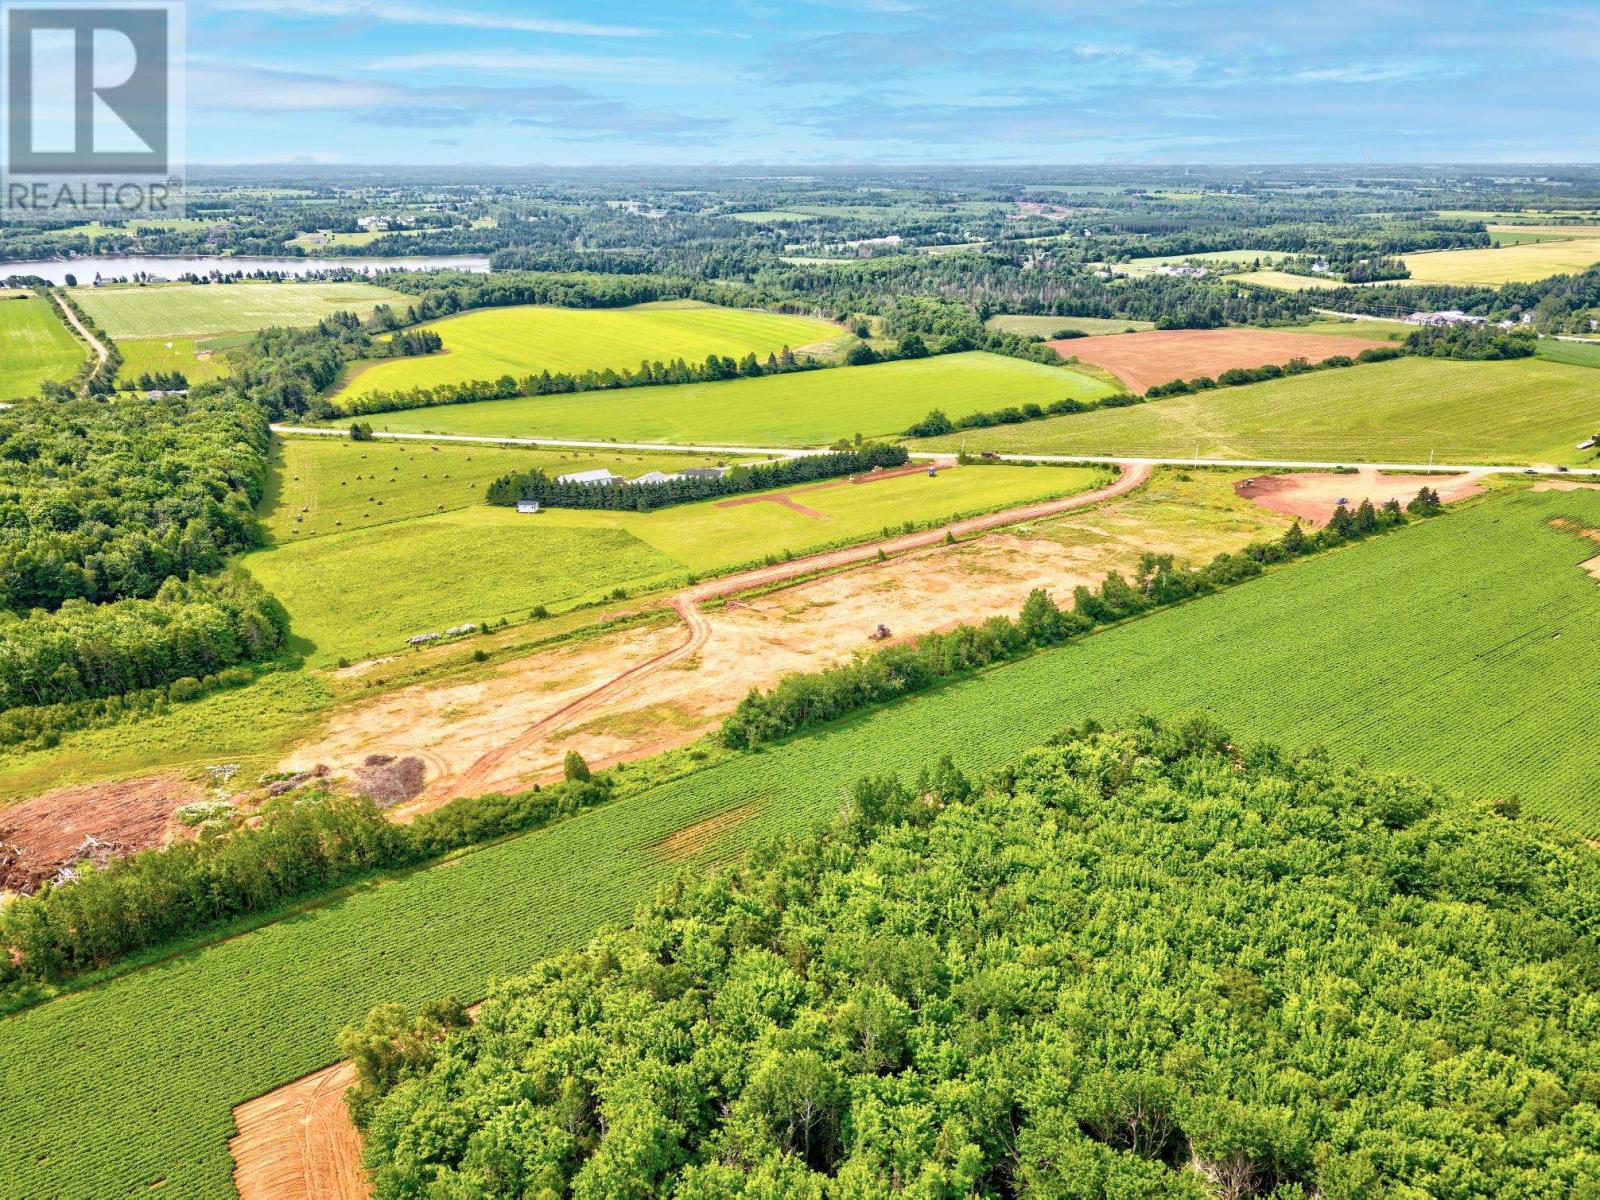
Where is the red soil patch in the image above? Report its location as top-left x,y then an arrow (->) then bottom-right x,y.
715,493 -> 825,517
231,1062 -> 370,1200
713,459 -> 954,519
1235,468 -> 1486,526
0,775 -> 196,894
1048,328 -> 1388,394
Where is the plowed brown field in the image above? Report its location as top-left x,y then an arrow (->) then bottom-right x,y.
1049,328 -> 1387,393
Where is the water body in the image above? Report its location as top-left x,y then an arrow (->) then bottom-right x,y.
0,254 -> 491,285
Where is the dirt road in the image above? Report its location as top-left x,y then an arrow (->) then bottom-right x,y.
433,462 -> 1149,801
52,291 -> 108,393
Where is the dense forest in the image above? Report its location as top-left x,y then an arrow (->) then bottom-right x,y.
346,719 -> 1600,1198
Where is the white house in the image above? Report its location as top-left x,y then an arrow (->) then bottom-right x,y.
516,499 -> 541,513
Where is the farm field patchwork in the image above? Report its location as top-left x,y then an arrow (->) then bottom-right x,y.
1400,238 -> 1600,285
0,294 -> 83,399
917,356 -> 1600,465
7,487 -> 1600,1200
332,301 -> 846,403
73,281 -> 405,339
985,313 -> 1155,336
245,462 -> 1104,664
337,352 -> 1119,446
1046,327 -> 1388,393
116,335 -> 234,385
261,436 -> 745,542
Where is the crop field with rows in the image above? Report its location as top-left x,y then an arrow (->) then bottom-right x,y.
74,281 -> 404,339
4,487 -> 1598,1200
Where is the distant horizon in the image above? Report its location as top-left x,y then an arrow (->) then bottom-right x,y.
177,0 -> 1596,166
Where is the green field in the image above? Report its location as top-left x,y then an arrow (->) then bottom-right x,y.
1536,338 -> 1600,370
0,295 -> 83,400
985,313 -> 1155,336
116,335 -> 234,385
1231,268 -> 1339,291
338,352 -> 1120,447
1287,317 -> 1413,340
333,302 -> 846,404
916,356 -> 1600,465
261,436 -> 743,543
245,461 -> 1103,664
74,281 -> 404,339
1401,238 -> 1600,285
1123,248 -> 1287,268
7,487 -> 1599,1200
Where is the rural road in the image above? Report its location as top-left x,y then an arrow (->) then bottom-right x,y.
272,424 -> 822,459
52,290 -> 108,392
434,460 -> 1151,800
274,424 -> 1600,478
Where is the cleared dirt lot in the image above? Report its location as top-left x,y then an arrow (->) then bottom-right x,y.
1049,328 -> 1387,394
1235,468 -> 1486,525
0,775 -> 196,893
283,465 -> 1307,810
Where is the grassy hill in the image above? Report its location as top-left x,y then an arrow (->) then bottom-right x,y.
333,301 -> 847,403
336,352 -> 1120,447
5,486 -> 1599,1200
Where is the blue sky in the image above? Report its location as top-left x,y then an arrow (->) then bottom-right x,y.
187,0 -> 1600,165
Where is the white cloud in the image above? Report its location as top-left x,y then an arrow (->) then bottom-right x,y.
354,51 -> 720,85
208,0 -> 657,38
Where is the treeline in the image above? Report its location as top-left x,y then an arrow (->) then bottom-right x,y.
0,391 -> 270,614
0,571 -> 287,712
115,370 -> 189,392
1145,344 -> 1406,398
905,389 -> 1140,437
376,328 -> 443,357
0,770 -> 615,993
488,444 -> 909,513
1315,264 -> 1600,334
1405,324 -> 1536,359
722,491 -> 1432,749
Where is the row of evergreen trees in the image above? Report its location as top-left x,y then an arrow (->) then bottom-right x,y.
487,444 -> 910,513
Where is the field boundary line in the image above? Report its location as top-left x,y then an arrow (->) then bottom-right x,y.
272,424 -> 821,459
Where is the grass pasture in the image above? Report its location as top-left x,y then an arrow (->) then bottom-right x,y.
985,313 -> 1155,336
338,352 -> 1119,447
0,294 -> 83,399
1230,269 -> 1340,291
246,460 -> 1103,664
8,487 -> 1600,1200
333,302 -> 847,404
261,436 -> 745,542
74,281 -> 405,339
116,335 -> 234,385
1400,239 -> 1600,285
915,356 -> 1600,465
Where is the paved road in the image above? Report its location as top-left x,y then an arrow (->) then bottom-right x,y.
272,424 -> 821,459
275,424 -> 1600,477
908,451 -> 1600,477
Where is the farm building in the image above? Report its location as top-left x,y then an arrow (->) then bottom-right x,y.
515,499 -> 541,513
1405,309 -> 1485,327
556,468 -> 623,486
681,466 -> 729,480
631,470 -> 681,485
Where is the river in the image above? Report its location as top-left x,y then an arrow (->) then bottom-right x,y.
0,254 -> 491,285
